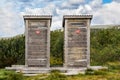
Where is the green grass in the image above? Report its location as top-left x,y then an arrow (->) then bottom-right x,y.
0,62 -> 120,80
26,69 -> 120,80
0,69 -> 24,80
27,62 -> 120,80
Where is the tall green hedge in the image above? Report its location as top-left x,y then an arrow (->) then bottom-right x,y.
50,30 -> 64,66
91,28 -> 120,65
0,35 -> 25,68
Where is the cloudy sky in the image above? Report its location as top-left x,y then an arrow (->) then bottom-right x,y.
0,0 -> 120,37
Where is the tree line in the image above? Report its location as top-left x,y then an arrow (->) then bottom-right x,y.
0,35 -> 25,68
0,28 -> 120,68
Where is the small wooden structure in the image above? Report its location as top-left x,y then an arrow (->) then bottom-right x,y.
63,15 -> 92,68
24,15 -> 52,68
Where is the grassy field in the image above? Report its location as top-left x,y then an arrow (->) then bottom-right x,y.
0,62 -> 120,80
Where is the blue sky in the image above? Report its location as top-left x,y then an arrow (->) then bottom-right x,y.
103,0 -> 112,3
0,0 -> 120,37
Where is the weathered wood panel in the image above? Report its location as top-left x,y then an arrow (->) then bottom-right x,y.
27,20 -> 48,67
66,20 -> 88,67
63,15 -> 92,68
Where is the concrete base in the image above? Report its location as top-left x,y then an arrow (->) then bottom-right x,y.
5,65 -> 107,76
6,65 -> 50,74
88,66 -> 108,70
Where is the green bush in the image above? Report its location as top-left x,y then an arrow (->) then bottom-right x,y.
107,61 -> 120,70
85,68 -> 94,75
0,69 -> 24,80
50,55 -> 63,67
91,28 -> 120,65
94,70 -> 107,75
6,72 -> 24,80
0,35 -> 25,68
85,68 -> 107,75
50,30 -> 64,66
50,70 -> 61,73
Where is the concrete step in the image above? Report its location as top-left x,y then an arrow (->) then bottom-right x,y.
24,74 -> 39,76
5,65 -> 88,75
19,68 -> 50,74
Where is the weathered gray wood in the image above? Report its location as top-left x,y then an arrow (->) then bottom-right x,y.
64,19 -> 68,67
63,15 -> 92,68
87,19 -> 91,67
25,20 -> 28,67
47,20 -> 51,68
24,15 -> 52,68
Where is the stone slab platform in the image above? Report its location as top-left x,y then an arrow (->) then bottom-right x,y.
5,65 -> 107,76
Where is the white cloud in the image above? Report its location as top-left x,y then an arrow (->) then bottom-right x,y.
68,0 -> 85,4
51,19 -> 62,30
113,0 -> 120,3
89,0 -> 102,10
56,8 -> 77,15
23,4 -> 56,15
61,0 -> 85,9
61,0 -> 120,25
0,2 -> 24,37
84,4 -> 92,11
91,1 -> 120,25
75,4 -> 92,14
